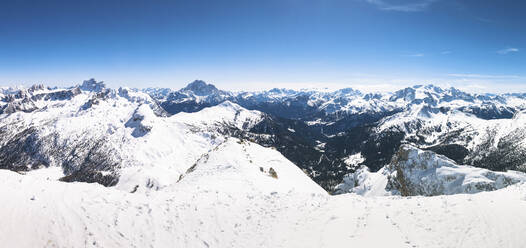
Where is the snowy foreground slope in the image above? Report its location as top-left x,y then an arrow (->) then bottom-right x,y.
1,164 -> 526,248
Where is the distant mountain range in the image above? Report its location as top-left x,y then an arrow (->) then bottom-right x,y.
2,78 -> 526,192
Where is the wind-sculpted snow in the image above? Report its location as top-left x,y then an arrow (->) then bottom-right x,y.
335,145 -> 526,196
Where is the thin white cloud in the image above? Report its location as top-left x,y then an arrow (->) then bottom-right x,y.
405,53 -> 425,57
497,47 -> 519,55
365,0 -> 437,12
441,51 -> 452,55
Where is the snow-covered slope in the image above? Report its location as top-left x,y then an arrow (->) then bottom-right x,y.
0,135 -> 330,247
336,145 -> 526,196
1,164 -> 526,248
0,79 -> 264,190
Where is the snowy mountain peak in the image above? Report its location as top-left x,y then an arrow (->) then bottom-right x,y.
216,100 -> 240,110
414,84 -> 443,92
141,87 -> 172,99
173,101 -> 264,131
27,84 -> 47,93
333,87 -> 362,96
267,88 -> 299,97
182,80 -> 220,96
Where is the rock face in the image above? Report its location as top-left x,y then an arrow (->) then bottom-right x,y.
0,84 -> 82,114
182,80 -> 220,96
335,145 -> 526,196
386,145 -> 526,196
79,78 -> 106,92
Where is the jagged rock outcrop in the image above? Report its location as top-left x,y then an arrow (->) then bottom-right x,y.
0,84 -> 82,114
385,145 -> 526,196
79,78 -> 106,92
335,145 -> 526,196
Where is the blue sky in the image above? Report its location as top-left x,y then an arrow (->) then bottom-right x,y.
0,0 -> 525,92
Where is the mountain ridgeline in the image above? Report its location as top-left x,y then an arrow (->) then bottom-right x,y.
145,80 -> 526,191
2,79 -> 526,193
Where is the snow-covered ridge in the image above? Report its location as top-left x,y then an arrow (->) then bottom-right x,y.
173,101 -> 263,131
0,79 -> 267,191
335,145 -> 526,196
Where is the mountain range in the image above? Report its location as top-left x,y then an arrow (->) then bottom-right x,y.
139,79 -> 526,191
2,79 -> 526,193
2,79 -> 526,247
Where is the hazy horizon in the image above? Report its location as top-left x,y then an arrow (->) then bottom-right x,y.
3,78 -> 526,95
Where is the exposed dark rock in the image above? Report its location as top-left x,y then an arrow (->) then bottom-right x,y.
269,167 -> 278,179
182,80 -> 220,96
125,106 -> 153,138
80,78 -> 106,92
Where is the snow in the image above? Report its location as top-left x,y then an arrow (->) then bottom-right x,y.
173,101 -> 262,130
0,137 -> 329,247
3,82 -> 526,247
1,164 -> 526,247
343,153 -> 365,169
0,86 -> 266,191
335,166 -> 392,196
376,106 -> 526,159
306,119 -> 334,126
